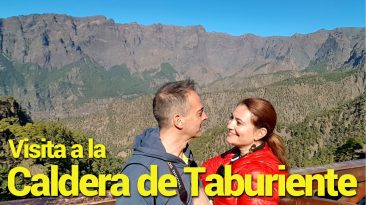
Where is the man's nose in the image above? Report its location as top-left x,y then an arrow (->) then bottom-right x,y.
202,112 -> 208,120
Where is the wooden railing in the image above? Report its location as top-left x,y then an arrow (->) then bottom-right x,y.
279,159 -> 365,205
1,159 -> 365,205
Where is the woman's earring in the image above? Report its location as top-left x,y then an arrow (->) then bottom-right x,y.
249,143 -> 257,153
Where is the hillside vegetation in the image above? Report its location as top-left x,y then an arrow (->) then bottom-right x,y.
0,53 -> 178,114
0,97 -> 122,201
60,68 -> 365,167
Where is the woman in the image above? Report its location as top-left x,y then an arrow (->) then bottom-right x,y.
200,98 -> 288,205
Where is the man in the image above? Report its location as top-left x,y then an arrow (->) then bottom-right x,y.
116,80 -> 209,205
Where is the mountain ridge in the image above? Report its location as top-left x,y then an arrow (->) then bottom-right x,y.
0,14 -> 364,114
0,14 -> 364,84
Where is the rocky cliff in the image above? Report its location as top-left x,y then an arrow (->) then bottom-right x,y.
0,14 -> 364,82
0,14 -> 364,114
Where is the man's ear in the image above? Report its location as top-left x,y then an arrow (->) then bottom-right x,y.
173,114 -> 184,129
255,128 -> 267,140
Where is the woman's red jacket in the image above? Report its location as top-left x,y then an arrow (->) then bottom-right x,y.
200,143 -> 288,205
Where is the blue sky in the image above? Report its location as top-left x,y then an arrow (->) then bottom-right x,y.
0,0 -> 364,36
